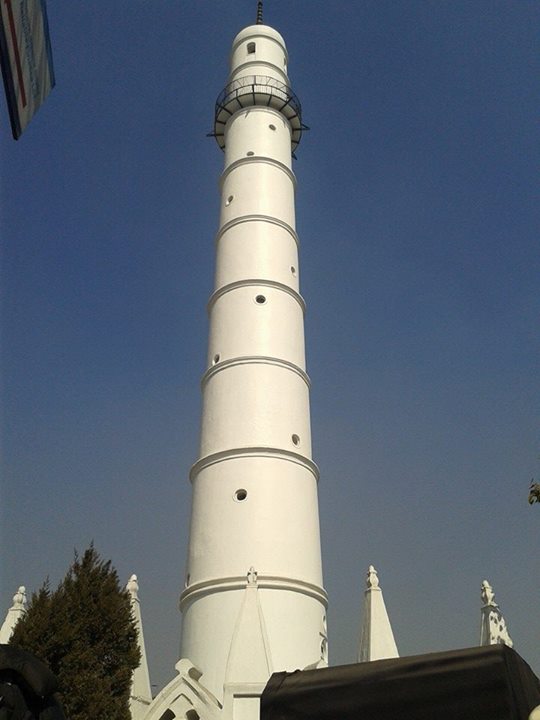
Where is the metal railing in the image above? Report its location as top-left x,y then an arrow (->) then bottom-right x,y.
212,75 -> 304,151
215,75 -> 302,120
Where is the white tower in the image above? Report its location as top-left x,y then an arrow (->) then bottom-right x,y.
145,9 -> 327,720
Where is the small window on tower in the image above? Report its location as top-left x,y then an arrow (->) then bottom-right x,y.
247,42 -> 256,54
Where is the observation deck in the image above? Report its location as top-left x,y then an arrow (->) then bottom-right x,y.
212,74 -> 305,151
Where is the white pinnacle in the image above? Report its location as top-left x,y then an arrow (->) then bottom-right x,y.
0,585 -> 27,643
125,574 -> 153,720
479,579 -> 513,648
358,566 -> 399,662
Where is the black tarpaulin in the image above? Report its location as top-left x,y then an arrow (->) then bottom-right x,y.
261,646 -> 540,720
0,645 -> 58,698
0,645 -> 66,719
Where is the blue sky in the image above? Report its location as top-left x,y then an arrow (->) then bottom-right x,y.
1,0 -> 539,691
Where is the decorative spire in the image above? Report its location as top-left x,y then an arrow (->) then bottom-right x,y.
225,566 -> 273,686
0,585 -> 27,643
358,565 -> 399,662
480,579 -> 513,647
125,574 -> 152,719
256,1 -> 263,24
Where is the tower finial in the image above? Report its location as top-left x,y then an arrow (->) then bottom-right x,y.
256,1 -> 263,24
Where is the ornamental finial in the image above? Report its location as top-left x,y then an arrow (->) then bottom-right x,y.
481,579 -> 496,606
256,1 -> 263,24
366,565 -> 380,589
126,574 -> 139,599
13,586 -> 26,609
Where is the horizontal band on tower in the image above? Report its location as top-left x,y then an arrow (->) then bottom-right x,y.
220,155 -> 296,189
208,278 -> 306,314
216,213 -> 300,248
189,445 -> 320,483
201,355 -> 310,388
231,59 -> 288,83
180,573 -> 328,610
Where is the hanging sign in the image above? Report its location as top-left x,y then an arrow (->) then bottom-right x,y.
0,0 -> 55,139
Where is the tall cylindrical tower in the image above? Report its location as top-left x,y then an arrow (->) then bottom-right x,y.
179,19 -> 327,701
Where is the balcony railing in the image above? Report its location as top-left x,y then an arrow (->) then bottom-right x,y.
212,75 -> 305,152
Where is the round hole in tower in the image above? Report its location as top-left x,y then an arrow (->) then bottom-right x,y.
212,353 -> 220,365
290,266 -> 296,276
225,195 -> 234,206
292,434 -> 300,447
246,151 -> 254,156
255,294 -> 267,304
234,489 -> 248,502
269,124 -> 276,131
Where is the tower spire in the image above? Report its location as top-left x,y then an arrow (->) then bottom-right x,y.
0,585 -> 27,643
479,579 -> 513,647
126,574 -> 152,720
357,566 -> 399,662
256,1 -> 263,24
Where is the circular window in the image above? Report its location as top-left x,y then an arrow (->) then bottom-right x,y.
247,151 -> 254,156
225,195 -> 234,206
290,266 -> 296,276
292,434 -> 300,446
213,354 -> 220,365
269,124 -> 276,131
234,489 -> 248,502
255,294 -> 267,304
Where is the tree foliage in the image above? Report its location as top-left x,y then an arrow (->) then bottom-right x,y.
529,481 -> 540,505
10,546 -> 140,720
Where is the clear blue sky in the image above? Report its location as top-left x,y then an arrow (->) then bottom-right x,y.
1,0 -> 539,691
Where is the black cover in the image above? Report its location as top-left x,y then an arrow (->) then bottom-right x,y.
261,646 -> 540,720
0,645 -> 65,720
0,646 -> 57,698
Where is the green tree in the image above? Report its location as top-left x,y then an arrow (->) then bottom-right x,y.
10,545 -> 140,720
529,481 -> 540,505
